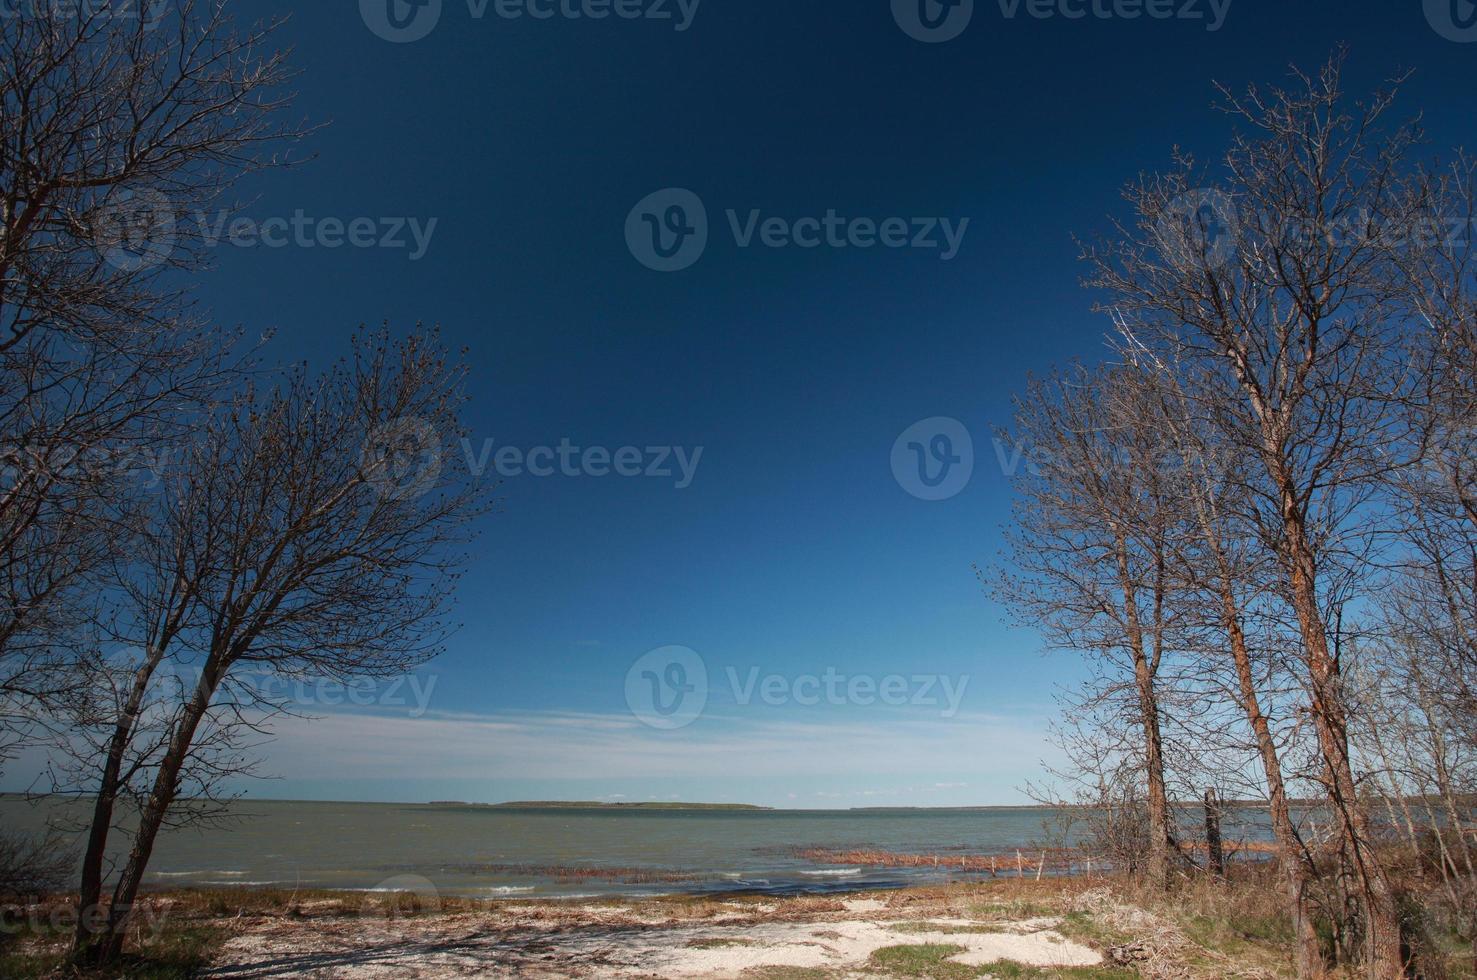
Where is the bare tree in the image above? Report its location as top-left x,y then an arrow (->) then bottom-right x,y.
0,0 -> 302,769
67,327 -> 483,964
1026,663 -> 1167,881
1085,57 -> 1431,975
0,825 -> 71,898
1388,154 -> 1477,730
1133,349 -> 1325,975
1357,155 -> 1477,956
994,365 -> 1185,890
1357,636 -> 1477,949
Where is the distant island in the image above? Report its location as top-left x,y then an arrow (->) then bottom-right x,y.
428,800 -> 773,811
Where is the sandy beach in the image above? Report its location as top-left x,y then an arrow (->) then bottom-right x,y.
6,880 -> 1179,978
10,873 -> 1304,979
199,887 -> 1111,978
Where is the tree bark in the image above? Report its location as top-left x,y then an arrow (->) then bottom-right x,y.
82,658 -> 221,963
1204,787 -> 1225,880
1116,536 -> 1174,891
1133,647 -> 1174,891
1220,592 -> 1325,977
1281,506 -> 1403,979
1225,337 -> 1403,978
72,649 -> 168,960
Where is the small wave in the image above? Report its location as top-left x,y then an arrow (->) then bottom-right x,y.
800,868 -> 862,877
149,871 -> 206,878
483,886 -> 536,895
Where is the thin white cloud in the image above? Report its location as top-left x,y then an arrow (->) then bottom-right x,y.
254,705 -> 1051,792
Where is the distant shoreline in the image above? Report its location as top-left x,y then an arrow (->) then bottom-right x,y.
430,800 -> 773,811
1,792 -> 1349,811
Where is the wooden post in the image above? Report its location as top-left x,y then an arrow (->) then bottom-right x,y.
1035,852 -> 1045,880
1204,787 -> 1225,879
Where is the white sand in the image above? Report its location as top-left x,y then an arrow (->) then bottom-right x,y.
206,905 -> 1103,978
631,919 -> 1101,977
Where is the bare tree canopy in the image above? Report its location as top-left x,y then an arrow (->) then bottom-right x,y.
0,0 -> 305,771
994,53 -> 1477,978
66,326 -> 484,961
0,4 -> 490,968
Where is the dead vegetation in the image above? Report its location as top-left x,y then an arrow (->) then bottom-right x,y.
6,871 -> 1465,978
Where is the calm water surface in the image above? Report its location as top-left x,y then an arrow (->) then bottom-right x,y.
0,797 -> 1275,898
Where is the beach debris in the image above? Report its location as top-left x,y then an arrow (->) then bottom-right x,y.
1108,939 -> 1153,964
202,887 -> 1108,978
794,846 -> 1082,876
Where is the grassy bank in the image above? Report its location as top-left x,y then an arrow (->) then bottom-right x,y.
2,868 -> 1473,978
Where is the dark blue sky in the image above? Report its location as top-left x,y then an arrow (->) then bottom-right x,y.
175,0 -> 1475,806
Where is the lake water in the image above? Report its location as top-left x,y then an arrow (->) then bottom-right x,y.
0,797 -> 1275,899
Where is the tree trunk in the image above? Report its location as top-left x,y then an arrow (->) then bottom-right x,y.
1115,534 -> 1174,891
1235,385 -> 1401,977
1133,651 -> 1174,891
1222,587 -> 1325,977
1204,787 -> 1225,879
72,651 -> 166,960
82,659 -> 220,964
1283,517 -> 1403,979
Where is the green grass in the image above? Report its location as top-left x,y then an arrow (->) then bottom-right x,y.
867,943 -> 978,978
1434,931 -> 1476,980
0,948 -> 58,980
864,943 -> 1136,979
688,935 -> 759,948
965,900 -> 1056,921
890,921 -> 1005,935
0,923 -> 223,980
1055,909 -> 1134,948
979,963 -> 1137,979
1180,910 -> 1290,956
